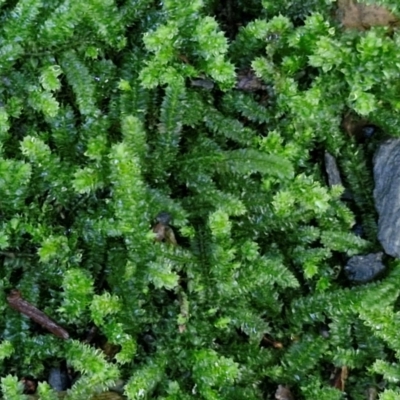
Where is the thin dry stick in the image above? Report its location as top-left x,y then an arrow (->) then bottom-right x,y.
7,290 -> 69,340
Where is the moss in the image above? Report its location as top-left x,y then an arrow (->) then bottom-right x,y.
0,0 -> 400,399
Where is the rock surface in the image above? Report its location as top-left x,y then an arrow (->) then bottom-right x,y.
374,139 -> 400,257
48,367 -> 70,391
324,151 -> 343,187
344,252 -> 385,283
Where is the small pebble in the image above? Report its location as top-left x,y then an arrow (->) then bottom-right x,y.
344,252 -> 385,283
48,367 -> 70,392
155,211 -> 172,225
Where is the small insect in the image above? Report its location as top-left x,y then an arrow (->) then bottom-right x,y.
152,211 -> 177,245
7,290 -> 69,340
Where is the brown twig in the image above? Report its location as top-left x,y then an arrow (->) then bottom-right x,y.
330,366 -> 348,391
7,290 -> 69,340
262,335 -> 283,349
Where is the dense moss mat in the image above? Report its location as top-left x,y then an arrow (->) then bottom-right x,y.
1,0 -> 400,399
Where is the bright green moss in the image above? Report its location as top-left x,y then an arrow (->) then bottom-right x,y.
0,0 -> 400,399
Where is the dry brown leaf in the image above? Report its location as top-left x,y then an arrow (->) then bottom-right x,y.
262,335 -> 284,349
341,113 -> 367,136
102,342 -> 121,360
337,0 -> 399,30
330,366 -> 348,391
21,377 -> 37,394
153,222 -> 177,245
275,385 -> 294,400
236,70 -> 268,91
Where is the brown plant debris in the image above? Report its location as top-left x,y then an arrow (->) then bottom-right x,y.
337,0 -> 400,30
330,366 -> 349,391
275,385 -> 294,400
21,377 -> 38,394
236,69 -> 268,91
153,211 -> 177,245
341,112 -> 368,137
261,335 -> 284,349
190,69 -> 269,92
102,341 -> 121,360
7,290 -> 69,340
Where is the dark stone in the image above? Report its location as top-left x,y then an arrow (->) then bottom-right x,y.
190,79 -> 214,90
361,125 -> 376,139
319,326 -> 330,339
373,139 -> 400,257
155,211 -> 171,225
324,151 -> 343,187
352,223 -> 364,238
236,70 -> 268,91
48,367 -> 71,391
344,252 -> 385,283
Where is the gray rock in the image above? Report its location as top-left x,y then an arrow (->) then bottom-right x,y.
48,367 -> 70,391
374,139 -> 400,257
155,211 -> 172,225
344,252 -> 385,283
324,151 -> 343,187
190,79 -> 214,90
